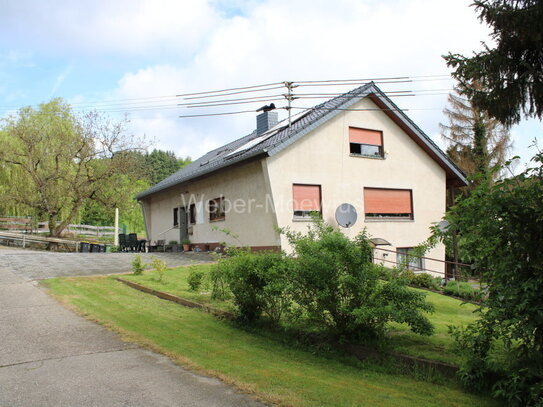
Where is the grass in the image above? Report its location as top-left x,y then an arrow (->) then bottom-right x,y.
123,264 -> 235,312
124,264 -> 481,366
387,288 -> 479,365
42,274 -> 499,407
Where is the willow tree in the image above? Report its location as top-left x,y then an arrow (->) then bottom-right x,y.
0,99 -> 144,237
441,83 -> 512,189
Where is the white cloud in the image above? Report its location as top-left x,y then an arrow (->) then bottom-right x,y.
0,0 -> 220,56
110,0 -> 494,160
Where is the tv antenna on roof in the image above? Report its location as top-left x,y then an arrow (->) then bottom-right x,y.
283,81 -> 298,127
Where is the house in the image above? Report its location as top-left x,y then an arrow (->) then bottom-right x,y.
136,82 -> 467,275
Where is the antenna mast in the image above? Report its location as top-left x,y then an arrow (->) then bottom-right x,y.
283,81 -> 296,127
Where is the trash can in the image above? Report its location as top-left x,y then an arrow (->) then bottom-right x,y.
98,244 -> 106,253
90,243 -> 100,253
80,242 -> 90,253
105,244 -> 112,253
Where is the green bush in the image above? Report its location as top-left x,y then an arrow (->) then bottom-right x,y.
283,220 -> 434,340
399,269 -> 416,284
216,249 -> 292,323
151,256 -> 167,282
187,269 -> 205,292
131,255 -> 145,276
209,264 -> 230,300
443,281 -> 481,301
411,273 -> 440,290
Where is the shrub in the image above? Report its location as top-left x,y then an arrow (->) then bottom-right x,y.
443,281 -> 481,301
168,240 -> 178,245
411,273 -> 440,290
283,220 -> 434,340
209,264 -> 230,300
436,154 -> 543,405
131,255 -> 145,275
187,269 -> 205,292
216,249 -> 291,324
399,269 -> 416,284
151,256 -> 167,282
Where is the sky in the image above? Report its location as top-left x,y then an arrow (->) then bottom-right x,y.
0,0 -> 541,170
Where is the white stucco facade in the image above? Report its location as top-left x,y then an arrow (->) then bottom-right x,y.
141,97 -> 454,275
264,97 -> 446,274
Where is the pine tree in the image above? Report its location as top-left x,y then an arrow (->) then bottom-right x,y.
444,0 -> 543,126
440,83 -> 512,188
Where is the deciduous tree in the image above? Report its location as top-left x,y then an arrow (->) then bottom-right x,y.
0,99 -> 145,237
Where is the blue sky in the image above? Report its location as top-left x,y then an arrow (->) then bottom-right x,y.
1,0 -> 541,170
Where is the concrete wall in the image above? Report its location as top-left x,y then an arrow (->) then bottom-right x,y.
141,160 -> 280,248
264,97 -> 447,275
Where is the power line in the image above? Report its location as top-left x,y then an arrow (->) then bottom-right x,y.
178,94 -> 284,107
0,76 -> 457,116
178,109 -> 259,118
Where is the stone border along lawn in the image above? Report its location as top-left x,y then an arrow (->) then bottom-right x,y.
116,276 -> 459,377
122,264 -> 482,366
43,274 -> 500,407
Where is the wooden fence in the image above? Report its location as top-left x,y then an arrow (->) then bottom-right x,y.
0,216 -> 33,232
36,223 -> 115,237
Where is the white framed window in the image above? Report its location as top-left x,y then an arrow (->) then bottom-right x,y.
397,247 -> 423,271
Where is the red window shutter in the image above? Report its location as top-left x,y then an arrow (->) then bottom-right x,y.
349,128 -> 382,146
293,185 -> 321,211
364,188 -> 412,214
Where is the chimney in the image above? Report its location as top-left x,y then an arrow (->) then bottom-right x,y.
256,104 -> 278,135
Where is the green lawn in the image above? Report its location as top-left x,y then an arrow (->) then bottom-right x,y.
43,274 -> 499,407
124,264 -> 480,366
123,264 -> 235,312
387,289 -> 479,365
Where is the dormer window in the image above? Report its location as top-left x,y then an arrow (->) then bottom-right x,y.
349,127 -> 384,158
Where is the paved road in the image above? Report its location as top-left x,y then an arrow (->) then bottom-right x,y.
0,249 -> 264,407
0,247 -> 214,280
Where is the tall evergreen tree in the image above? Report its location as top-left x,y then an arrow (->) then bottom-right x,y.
440,83 -> 512,188
444,0 -> 543,126
144,149 -> 191,185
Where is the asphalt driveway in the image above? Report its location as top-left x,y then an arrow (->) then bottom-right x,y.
0,248 -> 263,407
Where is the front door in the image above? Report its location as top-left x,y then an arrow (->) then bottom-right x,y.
179,206 -> 188,243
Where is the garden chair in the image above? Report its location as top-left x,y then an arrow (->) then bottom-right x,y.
127,233 -> 139,252
118,234 -> 128,252
149,239 -> 165,252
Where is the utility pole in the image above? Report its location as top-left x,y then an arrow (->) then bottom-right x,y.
283,81 -> 296,127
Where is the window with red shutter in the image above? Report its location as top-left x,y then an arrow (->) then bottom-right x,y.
349,127 -> 384,158
364,188 -> 413,219
292,184 -> 322,219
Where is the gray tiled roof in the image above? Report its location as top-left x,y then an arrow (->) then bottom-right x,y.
137,82 -> 466,200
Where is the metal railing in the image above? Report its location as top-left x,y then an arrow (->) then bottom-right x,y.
372,246 -> 477,280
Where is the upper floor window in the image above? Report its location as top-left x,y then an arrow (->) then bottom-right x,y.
293,184 -> 321,219
364,188 -> 413,219
349,127 -> 383,158
209,197 -> 225,222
